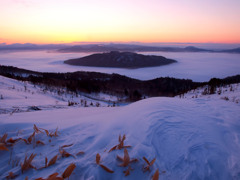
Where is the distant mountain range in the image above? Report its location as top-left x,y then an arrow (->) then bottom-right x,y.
0,43 -> 68,51
0,43 -> 240,53
58,44 -> 240,53
64,51 -> 177,68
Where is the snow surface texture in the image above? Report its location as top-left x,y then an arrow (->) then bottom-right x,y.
0,89 -> 240,179
0,75 -> 121,114
0,50 -> 240,82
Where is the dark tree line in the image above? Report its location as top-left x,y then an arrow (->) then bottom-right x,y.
1,65 -> 239,102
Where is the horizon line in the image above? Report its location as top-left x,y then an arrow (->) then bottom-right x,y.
1,41 -> 240,46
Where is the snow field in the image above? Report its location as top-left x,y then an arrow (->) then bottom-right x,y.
0,95 -> 240,179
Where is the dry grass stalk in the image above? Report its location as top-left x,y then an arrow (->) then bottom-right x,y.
61,144 -> 73,148
48,172 -> 59,178
95,153 -> 114,173
152,169 -> 159,180
62,163 -> 76,179
21,138 -> 28,144
99,164 -> 114,173
76,151 -> 85,156
121,148 -> 130,167
143,157 -> 156,172
96,153 -> 101,164
0,133 -> 8,148
25,132 -> 35,144
117,155 -> 124,161
35,178 -> 44,180
47,172 -> 64,180
49,128 -> 59,137
123,166 -> 133,176
21,124 -> 59,145
124,169 -> 130,176
45,157 -> 48,168
36,140 -> 45,145
21,153 -> 37,173
109,134 -> 131,152
6,172 -> 17,179
34,124 -> 60,138
59,148 -> 75,158
118,149 -> 129,167
47,155 -> 58,167
0,143 -> 8,151
34,124 -> 43,134
117,149 -> 138,167
36,172 -> 65,180
7,138 -> 21,144
43,129 -> 49,136
0,133 -> 8,143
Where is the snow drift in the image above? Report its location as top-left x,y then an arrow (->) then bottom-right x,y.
0,93 -> 240,179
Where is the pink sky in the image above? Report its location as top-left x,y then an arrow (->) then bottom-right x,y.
0,0 -> 240,44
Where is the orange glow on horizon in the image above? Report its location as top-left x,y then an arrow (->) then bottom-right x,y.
0,0 -> 240,45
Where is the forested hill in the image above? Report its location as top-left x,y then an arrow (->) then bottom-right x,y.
1,65 -> 239,101
64,51 -> 177,68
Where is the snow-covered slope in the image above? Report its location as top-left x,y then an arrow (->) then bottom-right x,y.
0,75 -> 119,114
177,83 -> 240,104
0,90 -> 240,179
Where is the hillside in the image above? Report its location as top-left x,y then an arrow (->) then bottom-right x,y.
0,75 -> 119,114
0,82 -> 239,179
0,65 -> 201,101
64,51 -> 177,68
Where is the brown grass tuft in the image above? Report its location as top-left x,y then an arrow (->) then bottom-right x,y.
49,128 -> 59,137
21,153 -> 37,173
143,157 -> 156,172
117,149 -> 138,167
109,134 -> 131,152
62,163 -> 76,179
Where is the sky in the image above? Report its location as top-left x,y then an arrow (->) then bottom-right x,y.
0,0 -> 240,44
